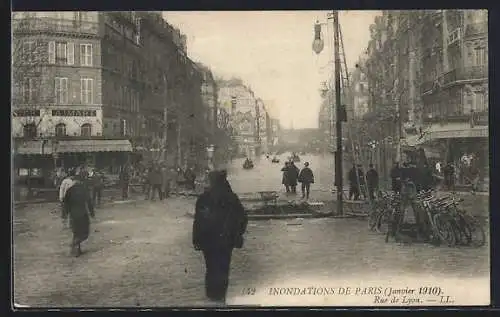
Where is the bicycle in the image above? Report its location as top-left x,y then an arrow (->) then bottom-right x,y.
438,194 -> 486,247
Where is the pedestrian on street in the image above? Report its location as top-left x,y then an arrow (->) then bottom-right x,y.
288,161 -> 300,194
149,165 -> 163,201
366,164 -> 379,201
298,162 -> 314,200
59,169 -> 76,226
390,162 -> 402,194
62,173 -> 95,257
89,169 -> 105,207
193,170 -> 248,305
348,164 -> 360,200
119,165 -> 130,200
161,165 -> 170,199
281,161 -> 291,193
184,167 -> 196,191
142,167 -> 151,199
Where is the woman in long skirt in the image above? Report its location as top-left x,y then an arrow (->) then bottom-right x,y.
62,175 -> 95,257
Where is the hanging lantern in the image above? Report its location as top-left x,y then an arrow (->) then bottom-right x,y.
312,21 -> 324,54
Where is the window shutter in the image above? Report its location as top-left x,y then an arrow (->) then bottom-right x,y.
80,78 -> 84,104
88,44 -> 93,66
67,42 -> 74,65
48,41 -> 55,64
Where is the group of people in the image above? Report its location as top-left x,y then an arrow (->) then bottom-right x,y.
347,163 -> 379,201
281,161 -> 315,199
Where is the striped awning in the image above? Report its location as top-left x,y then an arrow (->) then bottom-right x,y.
55,139 -> 133,153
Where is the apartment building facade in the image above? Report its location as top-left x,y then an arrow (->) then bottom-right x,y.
12,11 -> 211,172
360,9 -> 488,185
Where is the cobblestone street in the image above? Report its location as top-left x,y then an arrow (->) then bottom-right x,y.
14,187 -> 489,307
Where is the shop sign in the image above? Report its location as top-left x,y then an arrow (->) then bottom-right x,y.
52,109 -> 97,117
13,109 -> 40,117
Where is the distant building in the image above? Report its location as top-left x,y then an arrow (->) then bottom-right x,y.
217,78 -> 269,158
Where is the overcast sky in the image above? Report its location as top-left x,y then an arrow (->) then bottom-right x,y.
164,11 -> 380,129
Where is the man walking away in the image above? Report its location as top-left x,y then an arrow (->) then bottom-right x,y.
288,161 -> 300,194
119,166 -> 130,200
281,162 -> 291,193
366,164 -> 379,201
390,162 -> 402,194
348,164 -> 359,200
149,165 -> 163,201
62,173 -> 95,257
193,170 -> 248,305
298,162 -> 314,200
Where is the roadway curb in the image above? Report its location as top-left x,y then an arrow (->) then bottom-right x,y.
185,211 -> 337,220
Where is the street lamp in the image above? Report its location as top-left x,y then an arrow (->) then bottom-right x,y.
312,11 -> 344,216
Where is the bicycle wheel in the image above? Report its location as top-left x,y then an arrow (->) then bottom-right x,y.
375,208 -> 391,234
368,202 -> 382,231
462,214 -> 486,247
432,213 -> 457,247
454,212 -> 473,246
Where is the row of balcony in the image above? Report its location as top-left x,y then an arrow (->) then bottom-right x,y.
420,65 -> 487,94
12,18 -> 100,36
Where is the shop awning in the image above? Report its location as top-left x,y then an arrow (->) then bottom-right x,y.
15,140 -> 53,155
55,139 -> 133,153
404,126 -> 488,147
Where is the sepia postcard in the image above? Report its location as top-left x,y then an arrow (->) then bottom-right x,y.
11,10 -> 489,308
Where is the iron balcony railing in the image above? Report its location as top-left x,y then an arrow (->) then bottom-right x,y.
465,22 -> 488,37
12,18 -> 99,36
442,66 -> 488,86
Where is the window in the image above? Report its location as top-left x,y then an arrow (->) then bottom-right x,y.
81,78 -> 93,104
55,42 -> 67,63
474,92 -> 486,112
81,123 -> 92,136
359,83 -> 364,93
22,41 -> 34,62
55,123 -> 66,137
23,123 -> 37,138
474,48 -> 487,66
80,44 -> 93,66
54,77 -> 68,104
22,78 -> 37,103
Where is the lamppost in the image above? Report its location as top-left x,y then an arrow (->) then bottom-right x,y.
312,11 -> 344,216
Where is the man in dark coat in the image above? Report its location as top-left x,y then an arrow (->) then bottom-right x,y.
89,169 -> 105,206
348,164 -> 360,200
119,165 -> 130,199
288,161 -> 300,194
62,175 -> 95,257
193,170 -> 248,305
298,162 -> 315,199
184,167 -> 197,191
281,162 -> 291,193
365,164 -> 379,200
390,162 -> 402,194
148,165 -> 163,200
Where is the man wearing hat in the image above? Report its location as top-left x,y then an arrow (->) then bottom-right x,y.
298,162 -> 315,200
